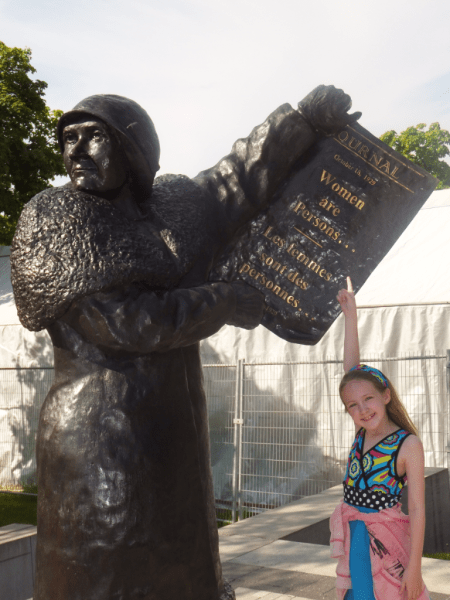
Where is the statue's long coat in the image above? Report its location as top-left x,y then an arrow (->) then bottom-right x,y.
11,100 -> 317,600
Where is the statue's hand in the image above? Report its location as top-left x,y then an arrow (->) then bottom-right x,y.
227,281 -> 265,330
298,85 -> 362,136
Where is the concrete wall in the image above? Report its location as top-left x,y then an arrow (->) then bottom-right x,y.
0,523 -> 36,600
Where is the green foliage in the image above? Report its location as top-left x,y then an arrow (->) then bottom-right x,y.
0,41 -> 65,245
380,123 -> 450,190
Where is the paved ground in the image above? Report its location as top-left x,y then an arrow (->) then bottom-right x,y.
219,484 -> 450,600
220,537 -> 450,599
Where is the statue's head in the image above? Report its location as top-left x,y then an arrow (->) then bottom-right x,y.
58,95 -> 160,202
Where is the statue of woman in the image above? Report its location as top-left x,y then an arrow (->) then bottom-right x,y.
11,87 -> 358,600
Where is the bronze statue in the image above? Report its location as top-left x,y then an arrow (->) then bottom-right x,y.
11,86 -> 359,600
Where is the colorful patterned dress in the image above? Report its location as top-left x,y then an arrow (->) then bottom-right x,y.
342,427 -> 411,599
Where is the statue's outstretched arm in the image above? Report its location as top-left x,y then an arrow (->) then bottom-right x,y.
193,85 -> 360,238
60,282 -> 264,356
193,103 -> 315,236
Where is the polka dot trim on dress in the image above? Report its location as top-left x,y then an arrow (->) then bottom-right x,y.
343,483 -> 400,511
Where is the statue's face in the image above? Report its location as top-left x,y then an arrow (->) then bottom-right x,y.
62,117 -> 127,195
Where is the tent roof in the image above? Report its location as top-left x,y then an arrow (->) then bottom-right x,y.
356,189 -> 450,306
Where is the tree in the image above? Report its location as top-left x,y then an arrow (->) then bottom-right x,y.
380,123 -> 450,190
0,41 -> 65,245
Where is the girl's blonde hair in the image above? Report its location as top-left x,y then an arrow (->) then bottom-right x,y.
339,368 -> 419,437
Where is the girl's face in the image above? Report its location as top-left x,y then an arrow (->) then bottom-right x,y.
341,379 -> 391,433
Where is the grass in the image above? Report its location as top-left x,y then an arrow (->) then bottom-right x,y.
216,507 -> 256,527
0,494 -> 449,562
423,552 -> 450,560
22,482 -> 38,495
0,492 -> 37,528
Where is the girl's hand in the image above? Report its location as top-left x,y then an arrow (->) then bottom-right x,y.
337,277 -> 356,318
400,565 -> 425,600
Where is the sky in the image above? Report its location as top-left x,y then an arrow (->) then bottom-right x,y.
1,0 -> 450,180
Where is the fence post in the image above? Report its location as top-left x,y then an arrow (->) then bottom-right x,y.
237,360 -> 244,521
231,359 -> 244,523
447,351 -> 450,469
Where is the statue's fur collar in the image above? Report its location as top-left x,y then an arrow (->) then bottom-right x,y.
11,175 -> 219,331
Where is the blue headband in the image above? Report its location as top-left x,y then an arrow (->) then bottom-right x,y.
349,364 -> 389,388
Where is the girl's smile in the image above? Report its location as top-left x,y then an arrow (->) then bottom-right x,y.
361,413 -> 375,422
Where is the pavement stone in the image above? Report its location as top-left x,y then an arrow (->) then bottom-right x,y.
234,590 -> 298,600
223,562 -> 336,599
227,540 -> 336,578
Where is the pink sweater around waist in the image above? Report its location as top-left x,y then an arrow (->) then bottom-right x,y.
330,500 -> 429,600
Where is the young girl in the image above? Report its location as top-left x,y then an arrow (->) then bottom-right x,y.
330,278 -> 429,600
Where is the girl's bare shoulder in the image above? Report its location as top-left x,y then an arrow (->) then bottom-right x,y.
398,435 -> 424,476
402,434 -> 423,451
400,434 -> 424,458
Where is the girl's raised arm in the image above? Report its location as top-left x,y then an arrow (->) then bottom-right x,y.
337,277 -> 360,372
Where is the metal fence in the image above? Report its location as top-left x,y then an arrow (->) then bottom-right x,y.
0,367 -> 54,487
0,354 -> 449,526
204,353 -> 450,525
